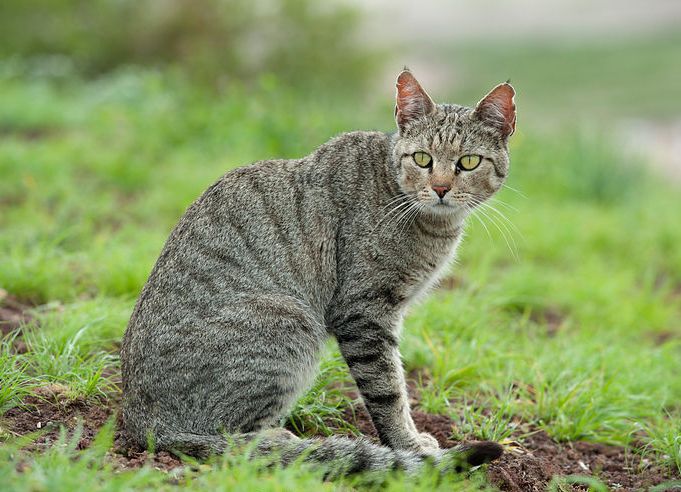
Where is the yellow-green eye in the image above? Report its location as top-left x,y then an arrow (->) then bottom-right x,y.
458,155 -> 482,171
413,152 -> 432,167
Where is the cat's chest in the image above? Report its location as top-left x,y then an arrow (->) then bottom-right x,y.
370,221 -> 462,294
405,229 -> 461,287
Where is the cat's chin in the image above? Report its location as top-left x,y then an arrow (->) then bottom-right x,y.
423,202 -> 469,222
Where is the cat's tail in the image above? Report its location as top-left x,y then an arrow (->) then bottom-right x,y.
154,428 -> 503,477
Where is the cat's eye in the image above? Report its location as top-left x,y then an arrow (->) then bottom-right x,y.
457,155 -> 482,171
413,152 -> 432,168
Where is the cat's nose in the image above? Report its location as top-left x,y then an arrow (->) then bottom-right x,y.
431,185 -> 450,199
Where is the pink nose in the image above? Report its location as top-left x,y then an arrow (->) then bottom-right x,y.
432,185 -> 450,199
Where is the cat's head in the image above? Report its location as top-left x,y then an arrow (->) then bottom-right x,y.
391,70 -> 516,219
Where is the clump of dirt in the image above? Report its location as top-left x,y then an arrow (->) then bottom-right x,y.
2,385 -> 113,450
108,447 -> 184,473
1,385 -> 182,472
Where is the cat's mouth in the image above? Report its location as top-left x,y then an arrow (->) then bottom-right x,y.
425,200 -> 467,218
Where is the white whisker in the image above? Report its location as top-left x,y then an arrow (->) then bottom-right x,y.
394,201 -> 421,236
478,201 -> 523,241
465,204 -> 493,241
374,197 -> 414,233
489,197 -> 518,213
468,198 -> 519,260
502,183 -> 527,199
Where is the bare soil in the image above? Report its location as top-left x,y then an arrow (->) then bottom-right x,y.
343,396 -> 677,491
2,383 -> 678,490
2,387 -> 184,472
0,289 -> 33,337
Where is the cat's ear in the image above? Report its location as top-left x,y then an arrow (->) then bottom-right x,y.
473,83 -> 516,138
395,70 -> 435,133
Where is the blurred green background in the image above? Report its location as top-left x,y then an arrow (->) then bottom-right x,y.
1,0 -> 680,488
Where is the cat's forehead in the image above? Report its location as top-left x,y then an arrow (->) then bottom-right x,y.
401,104 -> 502,154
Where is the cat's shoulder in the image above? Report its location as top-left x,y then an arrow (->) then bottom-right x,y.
320,130 -> 390,151
216,131 -> 390,189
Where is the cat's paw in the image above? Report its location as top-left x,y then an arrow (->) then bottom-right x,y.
415,432 -> 440,452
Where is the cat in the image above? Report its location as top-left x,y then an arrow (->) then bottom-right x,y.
120,69 -> 516,476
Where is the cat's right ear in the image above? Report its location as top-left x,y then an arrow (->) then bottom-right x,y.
395,70 -> 435,134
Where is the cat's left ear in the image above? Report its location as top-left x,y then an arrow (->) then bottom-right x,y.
473,83 -> 516,138
395,70 -> 435,134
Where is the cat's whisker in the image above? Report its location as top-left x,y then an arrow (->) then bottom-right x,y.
465,204 -> 493,241
377,195 -> 411,218
471,204 -> 519,260
384,200 -> 417,229
468,195 -> 518,226
374,198 -> 414,232
489,197 -> 518,213
391,199 -> 420,235
393,201 -> 421,235
477,202 -> 520,253
374,196 -> 410,226
398,202 -> 423,237
502,183 -> 527,199
379,201 -> 413,234
477,201 -> 524,242
380,193 -> 411,211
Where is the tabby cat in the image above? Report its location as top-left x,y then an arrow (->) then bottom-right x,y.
121,70 -> 516,475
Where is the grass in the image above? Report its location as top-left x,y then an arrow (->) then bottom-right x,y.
0,421 -> 496,491
286,352 -> 358,437
1,42 -> 681,489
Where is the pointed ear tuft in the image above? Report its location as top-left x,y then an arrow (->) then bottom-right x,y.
395,70 -> 435,133
473,83 -> 516,138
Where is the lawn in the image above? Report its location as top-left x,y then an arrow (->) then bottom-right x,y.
1,57 -> 681,490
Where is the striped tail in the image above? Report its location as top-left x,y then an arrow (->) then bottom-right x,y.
155,428 -> 503,477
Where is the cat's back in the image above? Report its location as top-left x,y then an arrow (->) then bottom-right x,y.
207,129 -> 390,208
127,130 -> 390,331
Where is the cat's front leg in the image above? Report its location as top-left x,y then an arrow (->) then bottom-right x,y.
333,316 -> 438,453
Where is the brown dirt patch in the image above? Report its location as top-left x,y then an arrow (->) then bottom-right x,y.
650,330 -> 681,346
487,431 -> 676,491
0,289 -> 33,337
0,125 -> 59,141
2,385 -> 113,448
529,306 -> 566,336
0,385 -> 182,472
2,381 -> 679,488
340,397 -> 678,491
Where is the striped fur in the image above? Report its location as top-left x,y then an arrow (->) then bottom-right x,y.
120,71 -> 514,474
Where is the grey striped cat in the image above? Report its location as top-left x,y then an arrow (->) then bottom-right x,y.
121,70 -> 516,476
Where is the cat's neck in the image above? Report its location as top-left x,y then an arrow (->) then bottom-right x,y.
415,208 -> 466,238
